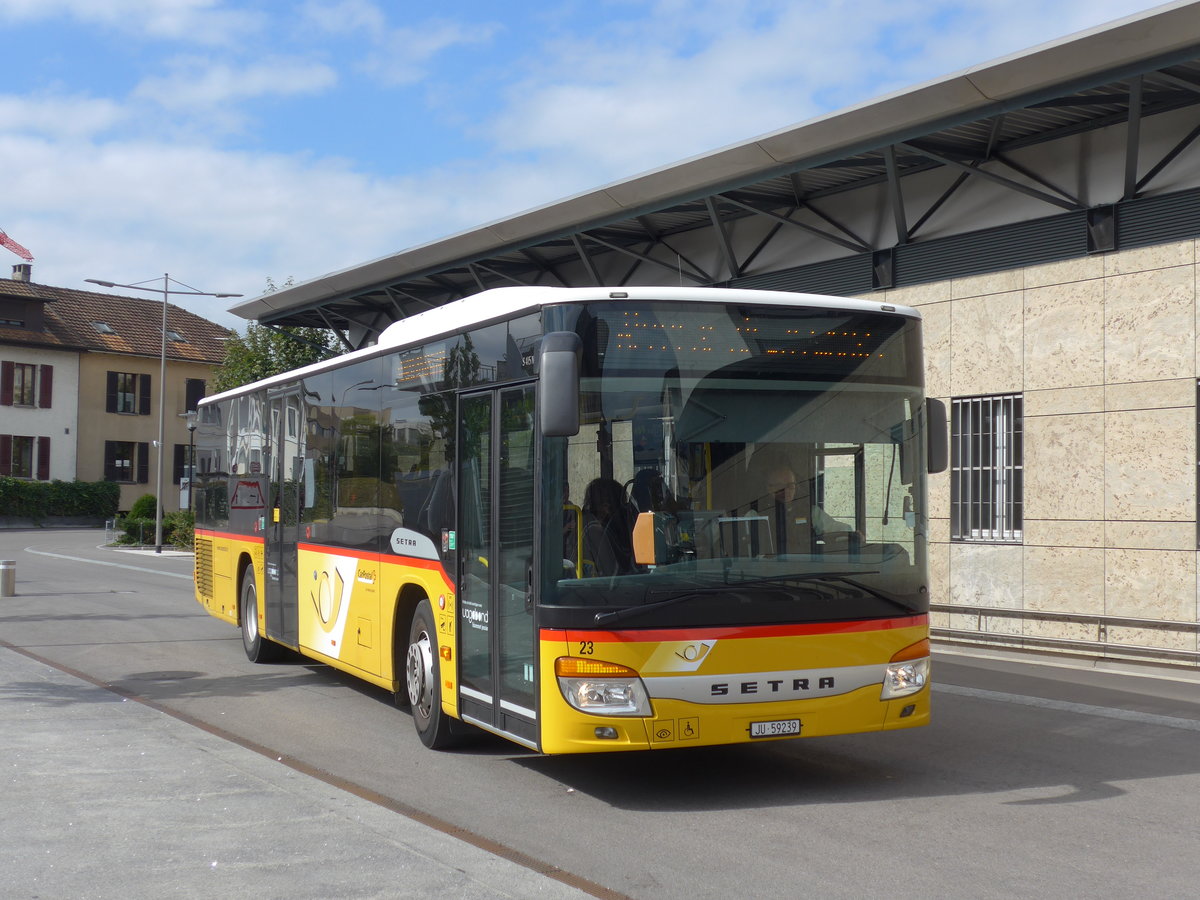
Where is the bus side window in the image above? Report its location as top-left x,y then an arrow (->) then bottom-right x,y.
420,468 -> 455,536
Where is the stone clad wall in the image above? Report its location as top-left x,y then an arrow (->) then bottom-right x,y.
881,240 -> 1200,663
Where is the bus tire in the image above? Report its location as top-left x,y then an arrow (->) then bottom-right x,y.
240,572 -> 280,663
406,599 -> 457,749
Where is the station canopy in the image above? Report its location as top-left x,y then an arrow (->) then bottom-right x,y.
231,2 -> 1200,352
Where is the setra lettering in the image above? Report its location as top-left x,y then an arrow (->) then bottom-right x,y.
709,675 -> 837,697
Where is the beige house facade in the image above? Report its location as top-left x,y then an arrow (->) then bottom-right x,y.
0,266 -> 231,515
74,351 -> 224,513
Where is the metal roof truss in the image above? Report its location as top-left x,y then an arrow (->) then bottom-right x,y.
266,57 -> 1200,349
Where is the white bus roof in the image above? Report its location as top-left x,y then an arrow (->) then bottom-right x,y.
204,286 -> 919,404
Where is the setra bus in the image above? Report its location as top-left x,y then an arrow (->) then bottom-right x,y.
193,286 -> 946,753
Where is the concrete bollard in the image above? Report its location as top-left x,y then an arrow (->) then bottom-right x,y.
0,560 -> 14,597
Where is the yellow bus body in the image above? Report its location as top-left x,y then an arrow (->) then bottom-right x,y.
537,620 -> 928,754
196,528 -> 926,754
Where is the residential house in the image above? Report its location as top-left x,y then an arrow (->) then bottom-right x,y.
0,263 -> 232,513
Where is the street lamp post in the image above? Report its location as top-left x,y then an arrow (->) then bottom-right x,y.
86,274 -> 241,553
184,409 -> 197,512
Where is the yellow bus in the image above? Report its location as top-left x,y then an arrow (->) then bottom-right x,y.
193,286 -> 945,753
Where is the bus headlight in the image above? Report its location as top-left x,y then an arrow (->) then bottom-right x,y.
555,657 -> 652,717
881,657 -> 929,699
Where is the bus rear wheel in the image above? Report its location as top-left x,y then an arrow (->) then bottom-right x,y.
240,574 -> 280,663
406,600 -> 457,749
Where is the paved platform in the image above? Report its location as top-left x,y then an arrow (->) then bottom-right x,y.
0,647 -> 588,900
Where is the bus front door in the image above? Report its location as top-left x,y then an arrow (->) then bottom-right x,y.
264,390 -> 302,647
457,385 -> 538,748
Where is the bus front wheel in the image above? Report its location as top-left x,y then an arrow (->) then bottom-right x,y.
406,600 -> 457,749
240,574 -> 280,663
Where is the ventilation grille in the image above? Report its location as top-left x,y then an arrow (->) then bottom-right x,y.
725,187 -> 1200,300
194,538 -> 214,600
732,254 -> 872,295
895,212 -> 1087,285
1119,186 -> 1200,248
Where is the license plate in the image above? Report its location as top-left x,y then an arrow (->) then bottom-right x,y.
749,718 -> 801,738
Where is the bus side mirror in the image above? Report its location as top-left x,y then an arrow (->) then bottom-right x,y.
926,398 -> 948,474
540,332 -> 581,437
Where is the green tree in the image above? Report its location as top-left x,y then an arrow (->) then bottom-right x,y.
212,278 -> 340,392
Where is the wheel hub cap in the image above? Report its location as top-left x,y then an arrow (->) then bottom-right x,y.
406,631 -> 434,714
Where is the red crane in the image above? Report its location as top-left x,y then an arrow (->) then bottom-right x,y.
0,228 -> 34,262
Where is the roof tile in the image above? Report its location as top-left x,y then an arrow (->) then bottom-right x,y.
0,277 -> 233,363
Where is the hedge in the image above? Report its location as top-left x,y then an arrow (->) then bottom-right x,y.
0,477 -> 120,521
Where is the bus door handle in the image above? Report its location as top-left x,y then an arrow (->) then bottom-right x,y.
525,562 -> 533,612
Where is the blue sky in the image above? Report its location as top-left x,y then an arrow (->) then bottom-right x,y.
0,0 -> 1170,328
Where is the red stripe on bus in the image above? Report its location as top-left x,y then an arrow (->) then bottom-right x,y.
379,555 -> 454,592
542,615 -> 927,643
194,528 -> 264,544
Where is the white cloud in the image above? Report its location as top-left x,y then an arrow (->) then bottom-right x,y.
0,93 -> 126,139
0,132 -> 558,328
134,56 -> 338,110
0,0 -> 265,44
299,0 -> 386,35
362,21 -> 502,86
484,0 -> 1165,181
0,0 -> 1171,334
300,0 -> 500,86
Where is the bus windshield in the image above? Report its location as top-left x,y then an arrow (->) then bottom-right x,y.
540,300 -> 930,628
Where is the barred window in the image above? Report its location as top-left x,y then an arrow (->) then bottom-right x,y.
951,394 -> 1023,542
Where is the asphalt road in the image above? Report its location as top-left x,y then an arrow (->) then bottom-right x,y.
2,528 -> 1199,899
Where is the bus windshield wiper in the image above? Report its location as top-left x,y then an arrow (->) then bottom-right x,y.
592,571 -> 885,626
594,589 -> 718,626
806,573 -> 917,614
743,571 -> 915,613
726,570 -> 878,589
715,571 -> 916,613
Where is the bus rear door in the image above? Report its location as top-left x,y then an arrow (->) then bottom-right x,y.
264,389 -> 302,647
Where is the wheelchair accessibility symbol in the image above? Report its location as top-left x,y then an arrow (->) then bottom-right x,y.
651,718 -> 700,743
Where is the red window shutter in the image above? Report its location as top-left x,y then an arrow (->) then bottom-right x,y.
1,361 -> 13,406
38,365 -> 53,408
0,435 -> 10,476
37,436 -> 50,480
